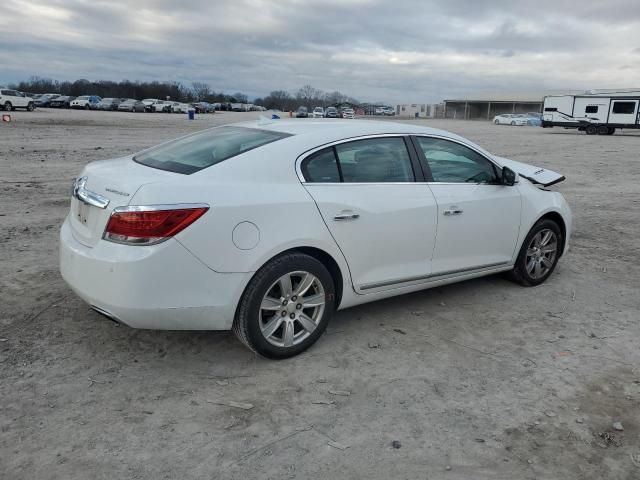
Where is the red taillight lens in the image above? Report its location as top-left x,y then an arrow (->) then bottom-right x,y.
103,205 -> 208,245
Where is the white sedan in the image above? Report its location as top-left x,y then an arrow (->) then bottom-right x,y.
60,120 -> 571,358
493,114 -> 528,126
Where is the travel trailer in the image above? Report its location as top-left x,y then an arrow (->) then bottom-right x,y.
542,90 -> 640,135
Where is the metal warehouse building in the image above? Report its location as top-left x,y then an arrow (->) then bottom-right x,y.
444,96 -> 543,120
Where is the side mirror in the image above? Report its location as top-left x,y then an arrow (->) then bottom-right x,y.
502,166 -> 517,186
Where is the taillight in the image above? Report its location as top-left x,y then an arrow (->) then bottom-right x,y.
103,204 -> 209,245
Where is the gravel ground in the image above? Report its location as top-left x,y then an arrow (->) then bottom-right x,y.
1,109 -> 639,479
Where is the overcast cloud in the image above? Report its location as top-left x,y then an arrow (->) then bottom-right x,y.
2,0 -> 640,102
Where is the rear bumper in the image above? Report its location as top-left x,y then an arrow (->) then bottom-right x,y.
59,217 -> 250,330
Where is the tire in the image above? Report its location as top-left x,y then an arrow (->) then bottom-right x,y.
84,104 -> 90,110
508,219 -> 563,286
233,252 -> 335,359
607,127 -> 615,135
585,125 -> 597,135
4,102 -> 12,111
494,119 -> 499,125
597,125 -> 609,135
510,121 -> 516,126
26,102 -> 34,112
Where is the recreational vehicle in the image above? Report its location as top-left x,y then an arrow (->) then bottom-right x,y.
542,90 -> 640,135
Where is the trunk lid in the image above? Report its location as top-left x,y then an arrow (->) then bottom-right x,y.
68,156 -> 177,247
493,156 -> 565,187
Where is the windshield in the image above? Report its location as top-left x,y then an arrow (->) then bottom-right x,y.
134,126 -> 292,174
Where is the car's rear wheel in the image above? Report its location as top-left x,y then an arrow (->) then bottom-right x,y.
84,104 -> 90,110
597,125 -> 609,135
4,101 -> 12,111
509,219 -> 562,286
233,252 -> 335,359
586,125 -> 597,135
607,127 -> 615,135
510,120 -> 516,126
494,119 -> 500,124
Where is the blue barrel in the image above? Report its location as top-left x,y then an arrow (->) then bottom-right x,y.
188,109 -> 195,120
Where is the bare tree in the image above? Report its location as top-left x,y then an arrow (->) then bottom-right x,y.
191,82 -> 211,101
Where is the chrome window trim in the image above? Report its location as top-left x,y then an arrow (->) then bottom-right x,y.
295,133 -> 416,184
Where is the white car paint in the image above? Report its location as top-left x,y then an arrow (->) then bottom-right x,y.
312,107 -> 324,118
60,120 -> 571,332
493,114 -> 527,126
171,102 -> 191,113
0,88 -> 34,110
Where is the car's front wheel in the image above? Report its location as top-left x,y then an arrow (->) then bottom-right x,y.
233,252 -> 335,359
27,102 -> 34,112
509,219 -> 562,286
4,101 -> 12,111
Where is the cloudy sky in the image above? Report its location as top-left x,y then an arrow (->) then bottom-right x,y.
2,0 -> 640,103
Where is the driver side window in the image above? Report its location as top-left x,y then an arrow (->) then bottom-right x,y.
416,137 -> 498,184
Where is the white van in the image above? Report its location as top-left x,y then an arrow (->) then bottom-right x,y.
0,89 -> 35,111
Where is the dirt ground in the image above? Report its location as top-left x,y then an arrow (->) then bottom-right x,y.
1,109 -> 639,480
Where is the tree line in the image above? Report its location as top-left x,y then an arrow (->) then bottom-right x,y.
8,77 -> 360,109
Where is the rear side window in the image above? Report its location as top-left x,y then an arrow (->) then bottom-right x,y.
612,101 -> 636,114
301,148 -> 340,183
335,137 -> 414,183
544,107 -> 557,112
134,126 -> 292,174
585,105 -> 598,113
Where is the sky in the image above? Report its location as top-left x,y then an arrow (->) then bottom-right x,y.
2,0 -> 640,103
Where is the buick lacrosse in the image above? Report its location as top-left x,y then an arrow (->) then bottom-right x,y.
60,120 -> 571,358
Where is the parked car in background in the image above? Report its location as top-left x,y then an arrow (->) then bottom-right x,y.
193,102 -> 214,113
49,96 -> 75,108
117,99 -> 146,112
324,106 -> 339,118
96,98 -> 122,111
342,108 -> 355,119
141,98 -> 159,112
296,106 -> 309,118
34,93 -> 60,107
493,114 -> 527,126
70,95 -> 101,110
171,102 -> 190,114
312,107 -> 324,118
60,120 -> 571,358
0,89 -> 35,111
381,106 -> 395,116
526,114 -> 542,127
151,100 -> 172,113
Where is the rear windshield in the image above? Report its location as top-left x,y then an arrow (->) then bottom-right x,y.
134,126 -> 292,174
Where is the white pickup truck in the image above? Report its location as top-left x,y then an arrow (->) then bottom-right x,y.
0,88 -> 35,111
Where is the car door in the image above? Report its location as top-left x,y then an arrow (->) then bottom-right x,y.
412,136 -> 521,275
608,100 -> 639,125
300,136 -> 438,292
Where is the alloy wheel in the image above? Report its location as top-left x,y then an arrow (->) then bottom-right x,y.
259,271 -> 325,348
525,229 -> 558,279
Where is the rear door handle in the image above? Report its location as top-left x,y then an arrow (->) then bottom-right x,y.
443,208 -> 463,216
333,212 -> 360,221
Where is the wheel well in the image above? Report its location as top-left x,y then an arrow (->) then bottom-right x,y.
287,247 -> 344,309
538,211 -> 566,256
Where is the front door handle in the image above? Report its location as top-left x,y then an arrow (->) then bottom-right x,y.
443,208 -> 463,216
334,212 -> 360,221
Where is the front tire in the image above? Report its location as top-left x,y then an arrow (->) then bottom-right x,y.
509,219 -> 562,286
233,252 -> 335,359
27,102 -> 34,112
4,102 -> 12,111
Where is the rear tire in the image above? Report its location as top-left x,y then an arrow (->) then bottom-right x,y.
84,104 -> 90,110
585,125 -> 597,135
597,125 -> 609,135
607,127 -> 615,135
508,219 -> 562,286
233,252 -> 335,359
494,119 -> 499,124
510,121 -> 516,126
4,102 -> 12,111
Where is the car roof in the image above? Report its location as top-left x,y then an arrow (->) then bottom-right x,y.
227,119 -> 486,154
